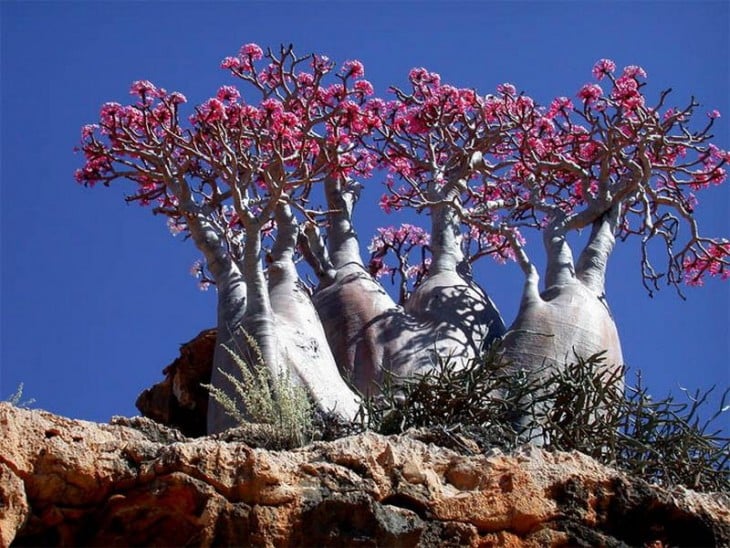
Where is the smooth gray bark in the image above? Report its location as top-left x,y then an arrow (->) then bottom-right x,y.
183,213 -> 252,434
501,211 -> 624,443
405,192 -> 505,359
311,177 -> 505,396
311,177 -> 412,393
268,204 -> 360,419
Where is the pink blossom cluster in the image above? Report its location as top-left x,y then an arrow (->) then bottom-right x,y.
683,241 -> 730,286
77,48 -> 729,293
368,224 -> 430,282
77,43 -> 383,209
368,224 -> 430,253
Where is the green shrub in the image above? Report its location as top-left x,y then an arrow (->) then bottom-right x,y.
357,346 -> 729,492
4,383 -> 35,408
203,329 -> 314,448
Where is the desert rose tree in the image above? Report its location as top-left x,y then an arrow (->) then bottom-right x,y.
478,62 -> 726,364
368,68 -> 512,359
461,62 -> 729,435
318,68 -> 524,391
370,61 -> 728,440
76,44 -> 381,432
298,70 -> 508,393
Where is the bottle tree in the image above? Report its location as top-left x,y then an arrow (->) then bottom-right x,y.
367,68 -> 523,358
76,44 -> 375,432
370,61 -> 727,440
462,61 -> 728,437
299,68 -> 508,393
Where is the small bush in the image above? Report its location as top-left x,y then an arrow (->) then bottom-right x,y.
357,346 -> 729,492
356,344 -> 529,447
204,329 -> 314,448
4,383 -> 35,408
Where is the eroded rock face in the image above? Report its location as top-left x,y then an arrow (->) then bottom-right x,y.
1,403 -> 728,547
135,329 -> 216,437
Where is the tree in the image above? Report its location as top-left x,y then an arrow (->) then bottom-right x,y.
463,61 -> 727,379
365,61 -> 728,440
78,45 -> 728,436
77,44 -> 373,432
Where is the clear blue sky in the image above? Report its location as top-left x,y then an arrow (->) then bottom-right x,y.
2,1 -> 728,432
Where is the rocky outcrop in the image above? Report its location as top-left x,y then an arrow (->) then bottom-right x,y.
1,403 -> 728,547
135,329 -> 216,437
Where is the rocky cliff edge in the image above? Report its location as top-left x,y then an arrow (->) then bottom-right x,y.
1,403 -> 728,547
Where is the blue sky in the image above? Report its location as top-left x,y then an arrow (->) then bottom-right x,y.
2,1 -> 728,432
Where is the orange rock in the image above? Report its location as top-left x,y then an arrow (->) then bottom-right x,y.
1,403 -> 728,546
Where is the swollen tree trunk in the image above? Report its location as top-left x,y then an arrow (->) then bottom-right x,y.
310,177 -> 409,393
310,177 -> 503,396
206,222 -> 280,434
501,211 -> 624,442
503,213 -> 623,371
405,192 -> 505,359
182,213 -> 250,434
268,204 -> 360,420
206,264 -> 249,434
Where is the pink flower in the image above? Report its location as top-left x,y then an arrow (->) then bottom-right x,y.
152,103 -> 172,126
130,80 -> 158,97
622,65 -> 647,79
683,241 -> 730,285
312,54 -> 333,74
216,85 -> 240,103
322,83 -> 346,105
611,74 -> 644,111
73,168 -> 86,184
168,92 -> 187,105
592,59 -> 616,80
221,56 -> 241,70
261,98 -> 284,116
194,98 -> 227,123
408,67 -> 440,87
690,166 -> 727,189
708,144 -> 728,161
240,43 -> 263,60
342,60 -> 365,78
296,72 -> 314,86
81,124 -> 98,140
379,194 -> 399,213
547,96 -> 574,117
99,102 -> 123,125
708,109 -> 721,119
577,83 -> 603,103
354,79 -> 374,96
497,83 -> 516,96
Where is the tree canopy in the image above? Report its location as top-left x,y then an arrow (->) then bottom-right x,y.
77,44 -> 728,435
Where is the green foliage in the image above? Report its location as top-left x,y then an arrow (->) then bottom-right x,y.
4,383 -> 35,408
203,329 -> 314,448
358,346 -> 729,493
357,344 -> 526,446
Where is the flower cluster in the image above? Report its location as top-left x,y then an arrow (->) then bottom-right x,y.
368,224 -> 431,300
77,50 -> 728,294
683,241 -> 730,286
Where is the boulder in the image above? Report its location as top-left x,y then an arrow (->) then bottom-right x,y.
135,329 -> 215,437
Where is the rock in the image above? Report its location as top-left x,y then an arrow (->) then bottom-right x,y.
135,329 -> 216,437
1,403 -> 729,547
